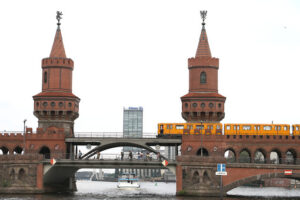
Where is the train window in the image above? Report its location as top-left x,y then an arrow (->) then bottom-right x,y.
160,125 -> 163,129
296,126 -> 299,131
257,126 -> 260,130
216,125 -> 220,129
176,125 -> 184,130
275,126 -> 277,131
233,126 -> 236,130
284,126 -> 287,131
226,125 -> 230,130
196,125 -> 204,130
170,125 -> 173,129
237,126 -> 240,130
278,126 -> 281,131
263,126 -> 272,131
242,126 -> 251,130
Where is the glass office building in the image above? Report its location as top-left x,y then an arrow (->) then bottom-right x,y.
123,107 -> 143,152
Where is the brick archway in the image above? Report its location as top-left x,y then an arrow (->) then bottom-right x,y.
224,148 -> 236,163
224,171 -> 300,193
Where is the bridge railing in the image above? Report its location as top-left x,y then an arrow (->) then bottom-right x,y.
74,132 -> 158,138
41,152 -> 174,161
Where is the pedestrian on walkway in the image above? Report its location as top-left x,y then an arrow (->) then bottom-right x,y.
121,151 -> 124,160
97,151 -> 100,159
129,151 -> 133,160
79,150 -> 82,159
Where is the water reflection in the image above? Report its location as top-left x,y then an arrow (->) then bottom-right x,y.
0,181 -> 300,200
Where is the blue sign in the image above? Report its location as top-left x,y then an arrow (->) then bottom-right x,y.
217,163 -> 226,172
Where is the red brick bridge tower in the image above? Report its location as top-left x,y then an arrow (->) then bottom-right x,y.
181,11 -> 226,122
33,13 -> 80,137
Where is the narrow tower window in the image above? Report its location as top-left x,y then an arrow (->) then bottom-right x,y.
200,72 -> 206,83
44,71 -> 47,84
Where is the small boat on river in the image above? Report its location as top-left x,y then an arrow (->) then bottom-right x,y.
117,173 -> 140,189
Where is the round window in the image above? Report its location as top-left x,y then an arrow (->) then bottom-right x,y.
68,102 -> 72,107
59,102 -> 64,107
209,103 -> 214,108
187,146 -> 192,152
201,103 -> 205,108
218,103 -> 222,108
43,102 -> 48,107
192,103 -> 197,108
185,103 -> 188,108
36,102 -> 39,107
51,102 -> 56,107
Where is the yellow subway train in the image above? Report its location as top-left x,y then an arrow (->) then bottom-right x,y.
157,123 -> 300,137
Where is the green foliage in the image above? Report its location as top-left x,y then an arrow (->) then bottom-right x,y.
1,179 -> 10,187
177,190 -> 186,196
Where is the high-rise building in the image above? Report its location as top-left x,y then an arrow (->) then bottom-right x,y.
123,107 -> 143,152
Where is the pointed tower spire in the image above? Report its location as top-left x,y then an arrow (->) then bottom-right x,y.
181,11 -> 226,123
50,11 -> 66,58
195,11 -> 211,58
33,11 -> 80,137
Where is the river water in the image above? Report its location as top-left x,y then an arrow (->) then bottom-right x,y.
1,181 -> 300,199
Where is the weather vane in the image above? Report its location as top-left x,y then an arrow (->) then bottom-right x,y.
200,10 -> 207,25
56,11 -> 63,27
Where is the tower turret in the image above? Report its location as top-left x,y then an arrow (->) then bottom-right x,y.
33,12 -> 80,136
181,11 -> 226,122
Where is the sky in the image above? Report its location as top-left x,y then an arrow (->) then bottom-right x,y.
0,0 -> 300,134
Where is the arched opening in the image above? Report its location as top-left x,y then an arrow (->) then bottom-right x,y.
239,149 -> 251,163
10,169 -> 15,180
182,169 -> 187,179
270,150 -> 281,164
224,149 -> 236,163
18,168 -> 25,180
39,146 -> 51,159
286,149 -> 297,164
13,146 -> 23,154
196,148 -> 209,156
0,146 -> 9,155
192,171 -> 200,184
254,149 -> 266,164
44,71 -> 47,83
203,171 -> 210,184
200,72 -> 207,83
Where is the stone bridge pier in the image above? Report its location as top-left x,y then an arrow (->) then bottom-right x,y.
176,156 -> 300,197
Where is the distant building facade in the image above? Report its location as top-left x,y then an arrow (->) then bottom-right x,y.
123,107 -> 143,152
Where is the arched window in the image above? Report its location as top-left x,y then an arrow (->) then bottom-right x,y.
200,72 -> 206,83
44,71 -> 47,84
39,146 -> 51,159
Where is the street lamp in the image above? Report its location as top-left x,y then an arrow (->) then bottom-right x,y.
23,119 -> 27,154
200,120 -> 203,157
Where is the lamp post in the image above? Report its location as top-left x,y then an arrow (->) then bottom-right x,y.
200,120 -> 203,157
23,119 -> 27,154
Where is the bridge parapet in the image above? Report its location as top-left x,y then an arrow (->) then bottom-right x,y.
74,132 -> 157,138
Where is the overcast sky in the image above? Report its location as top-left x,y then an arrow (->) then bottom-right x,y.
0,0 -> 299,133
